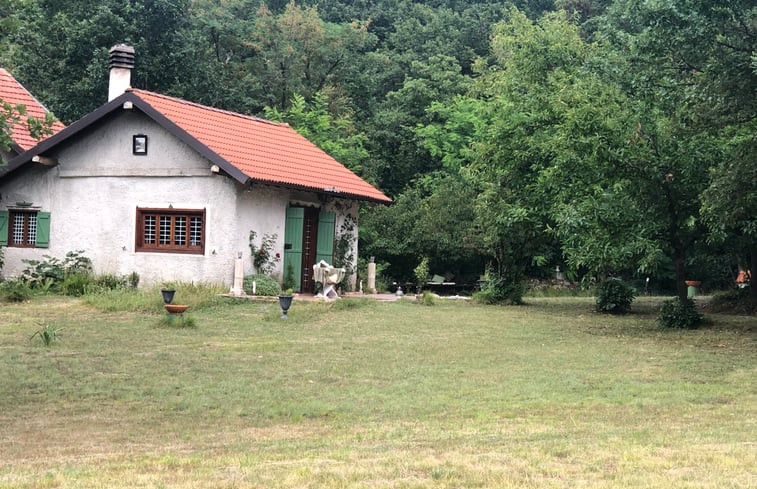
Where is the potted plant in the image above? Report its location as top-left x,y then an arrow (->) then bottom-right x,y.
278,288 -> 294,319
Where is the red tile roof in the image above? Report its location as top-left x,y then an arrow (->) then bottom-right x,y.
129,89 -> 391,203
0,68 -> 65,150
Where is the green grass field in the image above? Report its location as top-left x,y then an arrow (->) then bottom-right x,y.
0,296 -> 754,488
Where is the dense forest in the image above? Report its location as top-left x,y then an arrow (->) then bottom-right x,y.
1,0 -> 755,304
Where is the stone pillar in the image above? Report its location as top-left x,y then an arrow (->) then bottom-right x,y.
232,252 -> 244,296
367,256 -> 376,294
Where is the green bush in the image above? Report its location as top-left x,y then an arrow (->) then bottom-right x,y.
418,290 -> 435,306
414,257 -> 429,294
473,275 -> 525,305
94,273 -> 128,290
21,250 -> 92,291
658,298 -> 704,329
0,278 -> 31,302
708,287 -> 755,314
127,272 -> 140,289
595,279 -> 635,314
282,261 -> 296,291
61,273 -> 94,296
243,274 -> 281,296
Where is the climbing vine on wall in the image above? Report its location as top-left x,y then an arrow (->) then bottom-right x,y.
333,213 -> 356,290
249,230 -> 280,275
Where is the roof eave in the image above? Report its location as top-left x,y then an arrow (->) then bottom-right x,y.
247,176 -> 392,204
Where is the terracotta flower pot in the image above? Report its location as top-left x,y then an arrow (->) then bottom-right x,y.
164,304 -> 188,314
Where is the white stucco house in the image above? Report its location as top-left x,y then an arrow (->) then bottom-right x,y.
0,45 -> 390,291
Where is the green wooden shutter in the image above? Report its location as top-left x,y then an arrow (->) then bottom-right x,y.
0,210 -> 8,246
283,207 -> 304,292
315,210 -> 335,265
35,212 -> 50,248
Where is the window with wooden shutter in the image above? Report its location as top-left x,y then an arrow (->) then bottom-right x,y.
0,210 -> 50,248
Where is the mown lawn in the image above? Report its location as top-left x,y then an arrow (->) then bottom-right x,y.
0,296 -> 754,488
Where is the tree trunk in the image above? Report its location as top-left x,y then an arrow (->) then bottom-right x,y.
674,252 -> 687,303
662,178 -> 687,302
750,244 -> 757,304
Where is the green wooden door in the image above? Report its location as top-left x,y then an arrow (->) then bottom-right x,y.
315,211 -> 335,265
283,207 -> 304,291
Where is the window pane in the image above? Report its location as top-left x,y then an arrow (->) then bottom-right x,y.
144,215 -> 156,244
190,217 -> 202,246
27,214 -> 37,244
12,214 -> 24,244
174,217 -> 186,245
160,216 -> 171,244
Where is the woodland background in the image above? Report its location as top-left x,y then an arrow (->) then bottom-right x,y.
1,0 -> 754,300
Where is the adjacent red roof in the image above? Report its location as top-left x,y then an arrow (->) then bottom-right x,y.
0,68 -> 65,150
130,89 -> 391,203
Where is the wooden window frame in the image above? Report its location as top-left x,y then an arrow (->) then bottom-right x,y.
8,209 -> 38,248
135,207 -> 205,255
133,134 -> 148,155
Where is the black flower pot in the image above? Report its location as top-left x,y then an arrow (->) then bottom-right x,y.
161,289 -> 176,304
278,295 -> 293,319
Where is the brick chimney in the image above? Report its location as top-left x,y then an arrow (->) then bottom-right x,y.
108,44 -> 135,101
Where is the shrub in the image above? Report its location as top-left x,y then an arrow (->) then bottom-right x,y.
127,272 -> 140,289
414,257 -> 429,294
595,279 -> 635,314
473,275 -> 525,305
243,274 -> 281,296
61,272 -> 94,296
282,261 -> 296,291
418,290 -> 435,306
708,287 -> 756,315
94,273 -> 128,290
21,250 -> 92,291
658,298 -> 704,329
0,278 -> 31,302
22,255 -> 65,286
